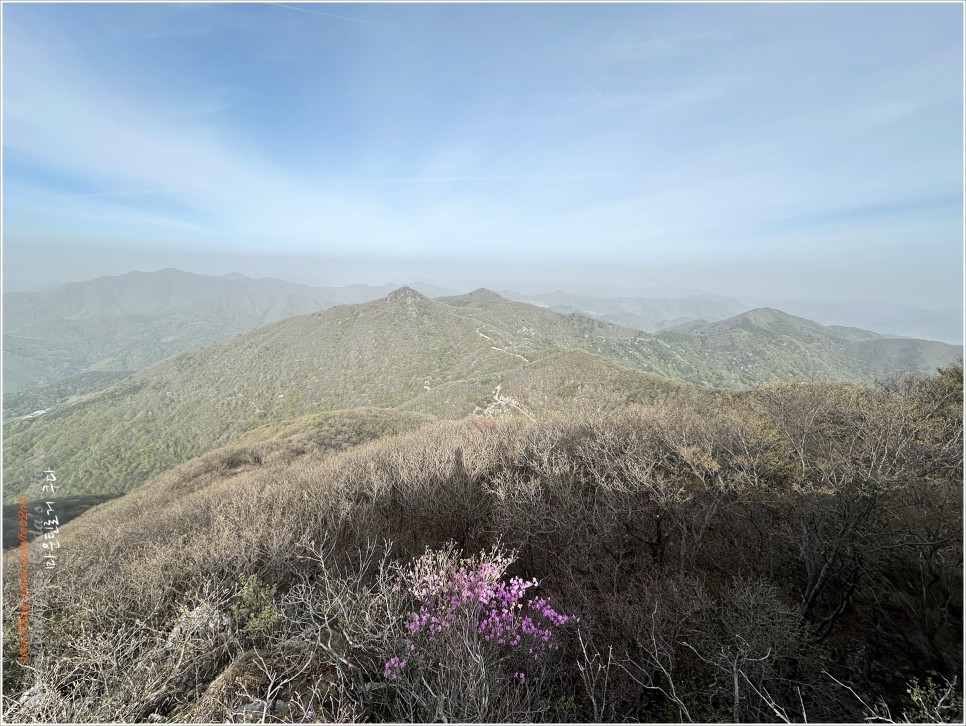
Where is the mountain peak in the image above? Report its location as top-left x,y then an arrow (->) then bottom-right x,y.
739,307 -> 796,322
386,286 -> 429,304
690,307 -> 825,336
436,288 -> 508,308
464,288 -> 507,303
736,307 -> 820,327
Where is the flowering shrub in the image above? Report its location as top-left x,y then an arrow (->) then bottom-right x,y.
384,543 -> 577,684
383,653 -> 410,680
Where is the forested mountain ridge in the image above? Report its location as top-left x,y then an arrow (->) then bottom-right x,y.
3,287 -> 679,502
2,283 -> 961,724
4,287 -> 960,506
500,288 -> 745,332
654,307 -> 960,388
6,270 -> 958,395
2,270 -> 451,392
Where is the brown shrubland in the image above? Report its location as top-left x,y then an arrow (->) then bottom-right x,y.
2,368 -> 962,722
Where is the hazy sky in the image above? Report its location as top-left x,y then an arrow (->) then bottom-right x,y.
2,2 -> 963,308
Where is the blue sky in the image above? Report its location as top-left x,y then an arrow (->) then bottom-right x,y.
2,2 -> 963,310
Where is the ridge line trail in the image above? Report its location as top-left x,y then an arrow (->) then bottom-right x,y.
476,328 -> 531,363
492,383 -> 535,421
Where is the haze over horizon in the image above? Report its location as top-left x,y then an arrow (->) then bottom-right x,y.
3,3 -> 963,317
2,265 -> 961,346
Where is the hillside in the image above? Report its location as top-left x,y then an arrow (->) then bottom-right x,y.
500,289 -> 744,332
750,298 -> 964,345
2,269 -> 452,392
3,369 -> 961,723
2,371 -> 134,418
654,307 -> 961,388
398,348 -> 694,419
7,270 -> 958,397
0,287 -> 666,503
4,289 -> 960,508
1,406 -> 432,547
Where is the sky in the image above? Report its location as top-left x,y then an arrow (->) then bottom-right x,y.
2,2 -> 964,316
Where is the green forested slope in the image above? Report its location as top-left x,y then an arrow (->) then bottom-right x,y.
5,288 -> 602,500
654,307 -> 962,388
3,269 -> 402,392
4,289 -> 959,504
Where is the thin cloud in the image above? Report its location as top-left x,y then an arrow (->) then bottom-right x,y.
55,188 -> 170,199
268,3 -> 399,30
372,174 -> 628,184
548,84 -> 733,117
2,3 -> 960,311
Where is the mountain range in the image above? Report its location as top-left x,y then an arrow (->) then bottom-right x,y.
497,289 -> 746,332
5,269 -> 960,396
4,282 -> 960,510
2,269 -> 459,392
2,271 -> 962,724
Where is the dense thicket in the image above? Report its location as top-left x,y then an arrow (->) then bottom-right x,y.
3,367 -> 962,723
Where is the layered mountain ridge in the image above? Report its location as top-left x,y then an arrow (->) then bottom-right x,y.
4,284 -> 960,509
2,271 -> 454,392
5,269 -> 958,396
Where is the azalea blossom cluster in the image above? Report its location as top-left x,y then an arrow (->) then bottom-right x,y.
383,654 -> 407,680
384,547 -> 577,681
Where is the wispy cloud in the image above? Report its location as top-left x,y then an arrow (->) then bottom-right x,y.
757,193 -> 963,233
591,25 -> 733,64
371,174 -> 627,184
2,2 -> 961,308
53,188 -> 171,199
268,3 -> 399,30
547,85 -> 732,116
